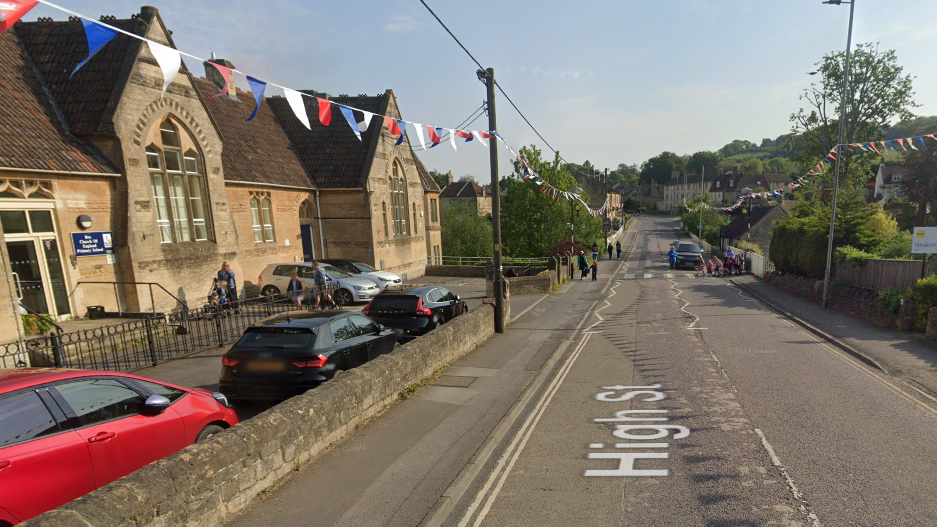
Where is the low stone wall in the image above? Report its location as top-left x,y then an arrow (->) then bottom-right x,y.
765,273 -> 899,329
506,274 -> 554,295
425,265 -> 486,277
28,305 -> 498,527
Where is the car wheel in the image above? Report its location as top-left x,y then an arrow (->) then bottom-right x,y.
335,289 -> 353,306
261,285 -> 280,296
195,424 -> 226,443
429,321 -> 440,331
393,342 -> 401,350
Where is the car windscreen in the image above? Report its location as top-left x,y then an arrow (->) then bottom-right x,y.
321,265 -> 352,279
353,262 -> 378,272
368,296 -> 419,312
235,327 -> 316,349
677,243 -> 700,253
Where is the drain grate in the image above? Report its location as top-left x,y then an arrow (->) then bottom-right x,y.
435,375 -> 477,388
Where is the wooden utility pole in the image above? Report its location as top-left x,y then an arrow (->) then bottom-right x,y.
482,67 -> 505,333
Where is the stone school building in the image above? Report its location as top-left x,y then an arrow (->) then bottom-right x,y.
0,7 -> 441,338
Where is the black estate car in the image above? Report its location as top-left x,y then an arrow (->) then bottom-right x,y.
219,311 -> 398,400
363,286 -> 469,342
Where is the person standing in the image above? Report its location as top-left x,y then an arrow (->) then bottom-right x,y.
615,240 -> 622,259
590,258 -> 598,282
606,243 -> 613,260
312,261 -> 333,308
591,242 -> 599,262
578,251 -> 589,280
286,272 -> 303,309
668,247 -> 677,270
217,262 -> 237,309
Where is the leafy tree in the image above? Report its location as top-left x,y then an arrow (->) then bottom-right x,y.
457,175 -> 478,184
681,194 -> 729,247
686,151 -> 723,177
760,138 -> 775,149
744,158 -> 765,174
429,169 -> 449,189
440,200 -> 492,258
900,131 -> 937,226
719,139 -> 757,158
767,157 -> 794,175
501,146 -> 602,257
790,43 -> 917,168
640,151 -> 686,184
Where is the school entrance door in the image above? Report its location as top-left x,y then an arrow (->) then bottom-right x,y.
1,209 -> 70,318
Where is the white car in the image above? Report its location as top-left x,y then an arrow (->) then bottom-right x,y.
321,259 -> 403,291
256,263 -> 381,305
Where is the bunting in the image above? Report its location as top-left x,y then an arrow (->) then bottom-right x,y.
206,61 -> 233,100
316,97 -> 332,126
245,76 -> 266,121
358,110 -> 374,132
283,88 -> 310,129
71,18 -> 117,77
340,106 -> 362,141
0,0 -> 37,35
148,41 -> 181,96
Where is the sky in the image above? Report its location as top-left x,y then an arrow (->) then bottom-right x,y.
28,0 -> 937,181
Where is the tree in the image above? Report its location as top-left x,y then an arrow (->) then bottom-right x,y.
440,200 -> 492,258
681,195 -> 729,247
639,151 -> 685,184
767,157 -> 794,175
501,146 -> 603,257
429,169 -> 448,189
719,139 -> 757,158
901,131 -> 937,225
743,158 -> 764,174
791,43 -> 917,166
686,151 -> 723,177
457,175 -> 478,184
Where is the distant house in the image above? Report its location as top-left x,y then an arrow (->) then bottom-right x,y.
711,173 -> 791,206
720,202 -> 792,251
663,172 -> 721,211
873,163 -> 907,202
439,181 -> 492,216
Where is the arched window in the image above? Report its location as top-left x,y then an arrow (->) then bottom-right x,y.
381,201 -> 389,237
299,200 -> 314,222
146,119 -> 212,242
390,160 -> 408,235
412,203 -> 418,235
250,194 -> 275,243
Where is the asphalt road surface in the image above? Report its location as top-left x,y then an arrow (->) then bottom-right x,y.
225,216 -> 937,527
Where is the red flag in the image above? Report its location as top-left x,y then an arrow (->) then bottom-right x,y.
478,131 -> 496,139
206,62 -> 232,100
384,116 -> 401,135
455,129 -> 474,139
868,142 -> 881,154
316,98 -> 331,126
0,0 -> 37,34
897,138 -> 906,150
426,125 -> 440,143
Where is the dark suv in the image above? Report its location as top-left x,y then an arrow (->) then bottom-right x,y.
674,242 -> 704,269
219,311 -> 398,401
363,286 -> 468,342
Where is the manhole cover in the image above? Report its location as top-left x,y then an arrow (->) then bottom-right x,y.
436,375 -> 477,388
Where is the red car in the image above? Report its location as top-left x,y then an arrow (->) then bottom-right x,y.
0,369 -> 238,526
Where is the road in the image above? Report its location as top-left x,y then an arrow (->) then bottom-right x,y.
224,216 -> 937,527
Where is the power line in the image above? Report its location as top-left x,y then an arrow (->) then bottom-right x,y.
418,0 -> 605,182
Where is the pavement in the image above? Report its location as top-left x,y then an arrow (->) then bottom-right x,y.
218,215 -> 937,527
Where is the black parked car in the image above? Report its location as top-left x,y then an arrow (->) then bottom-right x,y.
219,311 -> 398,401
674,242 -> 704,270
363,286 -> 468,342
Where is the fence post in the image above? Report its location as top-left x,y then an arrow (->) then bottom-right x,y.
144,317 -> 159,367
50,329 -> 64,368
213,304 -> 225,346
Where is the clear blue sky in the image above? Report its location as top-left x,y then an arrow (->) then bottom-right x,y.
30,0 -> 937,180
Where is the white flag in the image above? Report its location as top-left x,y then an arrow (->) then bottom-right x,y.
412,123 -> 427,150
472,131 -> 488,147
148,42 -> 180,96
283,89 -> 311,130
359,111 -> 374,132
448,128 -> 457,151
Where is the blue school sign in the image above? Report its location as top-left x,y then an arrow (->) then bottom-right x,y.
71,231 -> 115,257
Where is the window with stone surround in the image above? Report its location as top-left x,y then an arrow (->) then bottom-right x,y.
146,119 -> 212,243
390,160 -> 409,235
430,199 -> 438,223
412,203 -> 418,235
250,192 -> 275,243
382,202 -> 389,237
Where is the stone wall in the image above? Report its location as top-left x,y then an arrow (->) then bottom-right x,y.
507,274 -> 554,295
765,273 -> 899,329
26,304 -> 497,527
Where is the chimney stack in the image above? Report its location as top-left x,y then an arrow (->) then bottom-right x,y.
205,54 -> 237,98
446,171 -> 454,186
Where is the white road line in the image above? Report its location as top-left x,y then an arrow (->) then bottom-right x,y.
664,272 -> 674,278
623,273 -> 635,279
462,332 -> 593,527
643,273 -> 653,279
670,279 -> 706,330
754,428 -> 822,527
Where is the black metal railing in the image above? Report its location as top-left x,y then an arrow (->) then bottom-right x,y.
0,285 -> 343,372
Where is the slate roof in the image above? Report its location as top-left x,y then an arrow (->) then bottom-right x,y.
439,181 -> 489,199
268,92 -> 388,189
721,205 -> 778,240
0,29 -> 114,174
880,164 -> 907,184
412,154 -> 440,192
194,78 -> 313,189
15,14 -> 149,136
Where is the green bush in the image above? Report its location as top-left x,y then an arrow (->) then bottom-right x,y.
735,240 -> 763,255
878,288 -> 909,313
21,314 -> 55,336
879,230 -> 913,260
835,245 -> 877,267
769,220 -> 829,278
910,274 -> 937,330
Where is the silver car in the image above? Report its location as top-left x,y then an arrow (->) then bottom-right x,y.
257,263 -> 381,305
321,259 -> 402,291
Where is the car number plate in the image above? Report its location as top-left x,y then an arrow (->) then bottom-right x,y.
246,361 -> 286,373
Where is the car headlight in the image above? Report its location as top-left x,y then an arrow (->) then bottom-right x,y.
353,285 -> 368,291
379,277 -> 393,282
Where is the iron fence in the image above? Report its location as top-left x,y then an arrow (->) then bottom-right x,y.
1,285 -> 343,372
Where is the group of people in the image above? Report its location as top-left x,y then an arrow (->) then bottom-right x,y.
587,240 -> 622,261
704,248 -> 746,277
207,260 -> 336,311
577,250 -> 599,282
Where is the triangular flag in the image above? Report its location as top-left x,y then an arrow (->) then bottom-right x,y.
245,76 -> 266,121
479,131 -> 496,139
339,106 -> 362,141
427,125 -> 440,144
71,19 -> 118,77
412,123 -> 427,150
918,136 -> 928,151
205,61 -> 233,100
455,129 -> 474,142
897,138 -> 907,151
395,120 -> 407,146
868,142 -> 881,154
147,41 -> 181,96
448,129 -> 457,151
909,138 -> 919,151
358,110 -> 374,132
316,98 -> 331,126
0,0 -> 37,35
284,89 -> 310,130
384,116 -> 401,135
471,131 -> 488,147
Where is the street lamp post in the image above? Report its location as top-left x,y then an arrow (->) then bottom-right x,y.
821,0 -> 856,308
570,186 -> 583,253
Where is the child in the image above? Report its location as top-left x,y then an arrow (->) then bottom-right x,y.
706,260 -> 714,276
590,259 -> 598,282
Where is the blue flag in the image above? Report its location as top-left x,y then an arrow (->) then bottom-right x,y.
395,120 -> 407,146
71,19 -> 117,77
246,77 -> 266,121
339,106 -> 362,141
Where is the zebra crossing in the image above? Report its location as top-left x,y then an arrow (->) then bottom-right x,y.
619,272 -> 715,280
